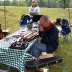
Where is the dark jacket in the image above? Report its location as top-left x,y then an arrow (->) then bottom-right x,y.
39,24 -> 59,53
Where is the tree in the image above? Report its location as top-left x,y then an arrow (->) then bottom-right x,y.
5,0 -> 11,6
12,0 -> 18,6
47,0 -> 51,8
39,0 -> 47,7
53,0 -> 57,8
38,0 -> 46,7
0,1 -> 4,6
56,0 -> 71,8
26,0 -> 31,7
65,0 -> 71,8
69,0 -> 72,7
18,0 -> 24,6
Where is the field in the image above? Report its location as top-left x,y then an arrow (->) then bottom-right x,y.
0,6 -> 72,72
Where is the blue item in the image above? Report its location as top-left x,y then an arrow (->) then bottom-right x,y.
61,19 -> 71,36
19,14 -> 31,27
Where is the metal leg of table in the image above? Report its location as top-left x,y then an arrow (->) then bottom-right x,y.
7,66 -> 10,72
42,68 -> 49,72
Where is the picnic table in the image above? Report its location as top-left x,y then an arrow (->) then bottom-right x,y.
0,27 -> 37,72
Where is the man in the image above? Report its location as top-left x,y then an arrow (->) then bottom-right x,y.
30,15 -> 59,58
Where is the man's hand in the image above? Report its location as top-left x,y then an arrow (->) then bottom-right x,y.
39,25 -> 44,31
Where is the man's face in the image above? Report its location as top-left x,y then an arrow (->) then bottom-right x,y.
39,17 -> 49,27
39,17 -> 45,25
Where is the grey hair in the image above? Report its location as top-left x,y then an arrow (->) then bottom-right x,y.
41,15 -> 50,22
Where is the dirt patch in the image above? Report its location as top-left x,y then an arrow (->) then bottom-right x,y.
0,9 -> 8,12
0,9 -> 17,17
8,13 -> 17,17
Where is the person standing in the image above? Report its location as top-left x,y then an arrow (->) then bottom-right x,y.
28,0 -> 40,30
29,0 -> 40,18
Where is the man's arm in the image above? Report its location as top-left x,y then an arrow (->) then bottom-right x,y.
38,25 -> 45,37
46,25 -> 59,45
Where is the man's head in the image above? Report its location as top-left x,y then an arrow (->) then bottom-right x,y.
39,15 -> 50,28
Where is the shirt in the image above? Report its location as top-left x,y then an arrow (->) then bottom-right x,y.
29,6 -> 40,16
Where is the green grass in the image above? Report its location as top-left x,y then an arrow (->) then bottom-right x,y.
0,6 -> 72,33
0,6 -> 72,72
54,38 -> 72,72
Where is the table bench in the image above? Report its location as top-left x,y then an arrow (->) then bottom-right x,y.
25,57 -> 62,72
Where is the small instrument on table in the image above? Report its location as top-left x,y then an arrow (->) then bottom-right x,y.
25,30 -> 38,41
9,31 -> 38,50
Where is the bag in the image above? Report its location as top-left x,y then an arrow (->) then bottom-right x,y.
61,19 -> 71,35
19,14 -> 31,27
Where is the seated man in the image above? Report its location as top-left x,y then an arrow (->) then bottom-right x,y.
30,15 -> 59,58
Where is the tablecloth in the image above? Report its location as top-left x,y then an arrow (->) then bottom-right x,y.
0,27 -> 37,72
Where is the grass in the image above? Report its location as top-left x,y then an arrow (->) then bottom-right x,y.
0,6 -> 72,72
54,38 -> 72,72
0,6 -> 72,33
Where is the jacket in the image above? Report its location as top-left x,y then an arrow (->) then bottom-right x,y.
39,24 -> 59,53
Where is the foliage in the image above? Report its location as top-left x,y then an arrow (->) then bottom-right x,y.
18,0 -> 24,6
5,0 -> 11,6
12,0 -> 18,6
0,0 -> 72,8
38,0 -> 46,7
0,1 -> 4,6
56,0 -> 71,8
26,1 -> 31,7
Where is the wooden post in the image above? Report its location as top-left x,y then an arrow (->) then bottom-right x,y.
4,0 -> 6,30
0,24 -> 1,29
0,24 -> 3,39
